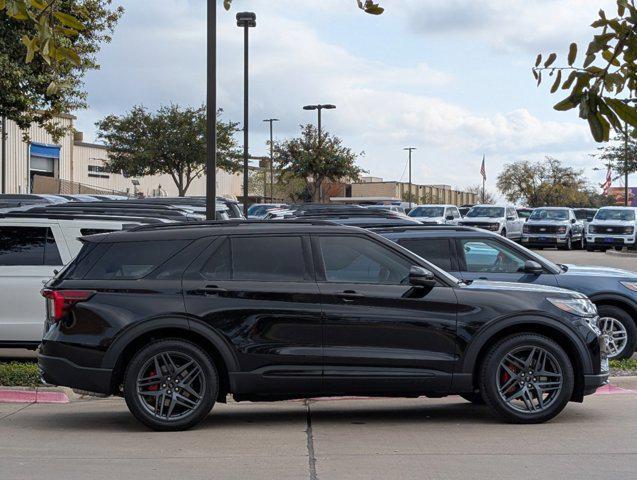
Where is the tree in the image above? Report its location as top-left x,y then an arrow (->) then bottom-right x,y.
464,184 -> 497,204
0,0 -> 123,138
274,124 -> 364,203
594,129 -> 637,176
223,0 -> 384,15
532,0 -> 637,142
496,157 -> 599,207
96,105 -> 240,197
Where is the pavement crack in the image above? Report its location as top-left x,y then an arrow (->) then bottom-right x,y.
304,399 -> 318,480
0,402 -> 34,421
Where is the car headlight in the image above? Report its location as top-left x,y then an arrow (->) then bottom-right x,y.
620,281 -> 637,292
523,225 -> 530,233
488,223 -> 500,231
547,297 -> 597,317
556,226 -> 567,234
624,227 -> 634,234
588,225 -> 597,233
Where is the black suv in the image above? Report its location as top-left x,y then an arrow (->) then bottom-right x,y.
39,221 -> 608,430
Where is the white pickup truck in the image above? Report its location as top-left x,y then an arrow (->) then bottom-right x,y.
459,204 -> 525,240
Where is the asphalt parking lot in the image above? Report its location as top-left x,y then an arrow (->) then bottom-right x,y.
1,248 -> 636,480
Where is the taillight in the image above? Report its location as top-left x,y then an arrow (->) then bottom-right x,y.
41,290 -> 95,322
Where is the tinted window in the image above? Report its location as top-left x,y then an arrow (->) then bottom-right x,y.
319,236 -> 411,284
0,226 -> 62,266
529,209 -> 568,221
398,238 -> 452,271
460,239 -> 527,273
84,240 -> 189,279
232,236 -> 308,281
200,238 -> 231,280
594,209 -> 635,221
409,206 -> 444,217
466,207 -> 504,218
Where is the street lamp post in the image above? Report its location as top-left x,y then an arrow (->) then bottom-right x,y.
237,12 -> 256,217
303,104 -> 336,202
404,147 -> 416,209
263,118 -> 279,201
205,0 -> 216,220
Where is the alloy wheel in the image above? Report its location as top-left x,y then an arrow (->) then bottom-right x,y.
136,351 -> 206,421
496,346 -> 563,413
599,316 -> 628,359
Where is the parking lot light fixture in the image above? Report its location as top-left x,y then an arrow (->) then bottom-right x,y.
303,104 -> 336,202
237,11 -> 257,216
404,147 -> 417,210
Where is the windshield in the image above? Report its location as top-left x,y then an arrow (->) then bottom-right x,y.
516,210 -> 532,219
466,207 -> 504,218
574,209 -> 596,221
409,206 -> 444,217
529,209 -> 569,221
594,209 -> 635,221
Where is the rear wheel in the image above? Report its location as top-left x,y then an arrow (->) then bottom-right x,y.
124,339 -> 218,431
596,305 -> 637,360
479,334 -> 574,424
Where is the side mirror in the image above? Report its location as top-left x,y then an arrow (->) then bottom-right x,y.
523,260 -> 543,274
507,215 -> 516,221
409,266 -> 436,287
445,215 -> 454,221
570,218 -> 576,224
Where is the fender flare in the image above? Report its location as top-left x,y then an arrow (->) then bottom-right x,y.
588,292 -> 637,318
101,316 -> 240,373
459,314 -> 593,374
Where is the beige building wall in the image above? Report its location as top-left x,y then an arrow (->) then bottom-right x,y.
349,181 -> 477,206
2,116 -> 74,194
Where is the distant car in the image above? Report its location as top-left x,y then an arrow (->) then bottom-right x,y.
247,203 -> 287,219
365,204 -> 407,215
458,206 -> 472,217
375,224 -> 637,359
573,208 -> 597,244
459,204 -> 524,240
407,204 -> 461,225
516,207 -> 533,222
521,207 -> 584,250
586,206 -> 637,251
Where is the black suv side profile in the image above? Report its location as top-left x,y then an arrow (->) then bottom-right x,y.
39,221 -> 608,430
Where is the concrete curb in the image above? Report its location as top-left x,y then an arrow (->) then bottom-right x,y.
605,249 -> 637,257
608,375 -> 637,390
0,387 -> 68,404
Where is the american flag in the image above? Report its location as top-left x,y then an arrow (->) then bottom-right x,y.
601,166 -> 612,195
480,155 -> 486,181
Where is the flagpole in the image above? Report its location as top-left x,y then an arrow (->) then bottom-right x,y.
482,176 -> 485,204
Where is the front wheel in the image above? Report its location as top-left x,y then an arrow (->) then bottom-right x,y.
596,305 -> 637,360
479,334 -> 574,424
560,235 -> 572,251
500,229 -> 507,238
123,339 -> 218,431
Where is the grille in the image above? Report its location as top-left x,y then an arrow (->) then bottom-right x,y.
590,225 -> 628,234
461,222 -> 492,228
526,225 -> 559,234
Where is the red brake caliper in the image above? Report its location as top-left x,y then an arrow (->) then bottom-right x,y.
148,370 -> 159,391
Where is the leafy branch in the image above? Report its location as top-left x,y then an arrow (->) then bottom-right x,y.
532,0 -> 637,142
223,0 -> 384,15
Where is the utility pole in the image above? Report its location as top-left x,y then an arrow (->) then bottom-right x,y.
404,147 -> 417,209
263,118 -> 279,201
205,0 -> 216,219
237,12 -> 256,217
1,116 -> 6,194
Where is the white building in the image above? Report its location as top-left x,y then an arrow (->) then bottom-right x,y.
0,114 -> 245,198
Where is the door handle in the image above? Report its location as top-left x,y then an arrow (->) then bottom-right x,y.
200,285 -> 227,295
336,290 -> 364,302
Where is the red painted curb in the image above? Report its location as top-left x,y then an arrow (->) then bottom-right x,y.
594,384 -> 635,395
0,389 -> 69,404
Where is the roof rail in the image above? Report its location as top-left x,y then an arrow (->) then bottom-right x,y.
369,225 -> 480,232
0,211 -> 167,223
127,218 -> 339,232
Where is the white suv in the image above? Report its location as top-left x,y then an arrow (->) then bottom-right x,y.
586,206 -> 637,251
407,204 -> 461,225
459,204 -> 525,240
0,216 -> 153,347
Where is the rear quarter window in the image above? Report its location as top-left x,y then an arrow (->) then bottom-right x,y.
78,240 -> 190,280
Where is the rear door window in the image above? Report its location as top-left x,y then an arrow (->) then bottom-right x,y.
0,226 -> 62,266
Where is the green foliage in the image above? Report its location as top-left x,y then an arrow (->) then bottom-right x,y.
223,0 -> 384,15
96,105 -> 241,197
0,362 -> 40,387
533,0 -> 637,142
594,129 -> 637,176
496,156 -> 604,207
609,358 -> 637,373
274,124 -> 365,203
0,0 -> 123,138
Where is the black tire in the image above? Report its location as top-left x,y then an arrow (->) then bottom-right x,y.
596,305 -> 637,360
614,246 -> 623,251
574,237 -> 584,250
500,229 -> 507,238
460,392 -> 485,405
479,333 -> 574,424
560,235 -> 572,251
586,246 -> 595,252
123,338 -> 218,431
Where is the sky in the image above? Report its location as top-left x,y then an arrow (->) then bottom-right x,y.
73,0 -> 626,197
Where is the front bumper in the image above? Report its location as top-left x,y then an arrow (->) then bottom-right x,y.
38,353 -> 113,394
586,234 -> 636,247
521,234 -> 569,246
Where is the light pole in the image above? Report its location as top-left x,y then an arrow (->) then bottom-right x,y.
263,118 -> 279,201
622,96 -> 637,206
303,104 -> 336,202
237,12 -> 256,217
404,147 -> 416,209
205,0 -> 216,220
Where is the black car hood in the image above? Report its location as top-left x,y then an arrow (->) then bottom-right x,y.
560,264 -> 637,279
